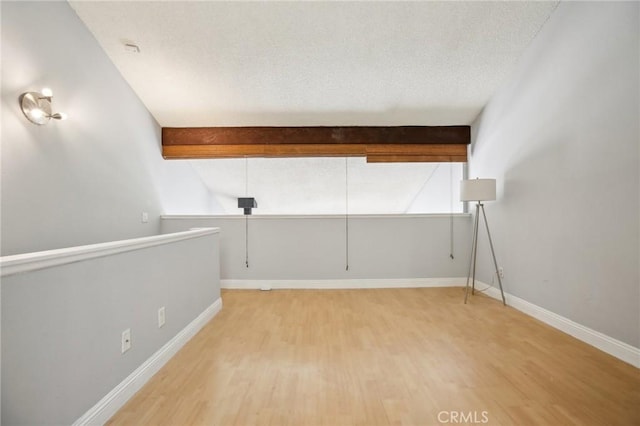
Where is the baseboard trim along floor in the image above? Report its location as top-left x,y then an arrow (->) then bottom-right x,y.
221,277 -> 466,290
476,282 -> 640,368
73,297 -> 223,426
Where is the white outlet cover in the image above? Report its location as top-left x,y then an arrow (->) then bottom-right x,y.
141,212 -> 149,223
121,328 -> 131,353
158,307 -> 166,328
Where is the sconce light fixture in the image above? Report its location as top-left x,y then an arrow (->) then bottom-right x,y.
19,88 -> 67,125
237,197 -> 257,215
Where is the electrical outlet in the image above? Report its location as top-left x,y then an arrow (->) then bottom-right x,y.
499,267 -> 504,278
158,307 -> 166,328
121,328 -> 131,354
141,212 -> 149,223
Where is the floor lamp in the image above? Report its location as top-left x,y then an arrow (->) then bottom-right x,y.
461,178 -> 506,305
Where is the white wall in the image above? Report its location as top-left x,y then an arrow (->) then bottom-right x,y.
405,162 -> 464,213
470,2 -> 639,347
1,2 -> 221,256
162,215 -> 471,281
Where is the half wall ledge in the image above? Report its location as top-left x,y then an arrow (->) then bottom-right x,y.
0,228 -> 220,277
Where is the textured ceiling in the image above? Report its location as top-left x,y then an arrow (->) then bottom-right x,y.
70,1 -> 558,127
69,1 -> 558,214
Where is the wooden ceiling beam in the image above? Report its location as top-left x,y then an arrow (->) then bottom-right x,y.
366,143 -> 468,163
162,144 -> 367,159
367,154 -> 468,163
162,126 -> 469,162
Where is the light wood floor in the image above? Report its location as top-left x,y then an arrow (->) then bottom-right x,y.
108,288 -> 640,425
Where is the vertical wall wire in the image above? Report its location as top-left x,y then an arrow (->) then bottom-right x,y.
245,157 -> 249,197
245,157 -> 249,268
245,215 -> 249,268
449,162 -> 455,259
345,157 -> 350,271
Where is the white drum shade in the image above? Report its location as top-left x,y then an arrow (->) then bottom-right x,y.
460,178 -> 496,201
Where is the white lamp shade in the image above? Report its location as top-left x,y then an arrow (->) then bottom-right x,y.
460,178 -> 496,202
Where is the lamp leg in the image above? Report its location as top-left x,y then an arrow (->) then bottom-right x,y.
464,203 -> 480,304
471,203 -> 480,295
480,204 -> 506,306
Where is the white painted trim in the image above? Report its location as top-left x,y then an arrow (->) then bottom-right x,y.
0,228 -> 220,277
73,297 -> 223,426
221,277 -> 467,290
475,282 -> 640,369
162,213 -> 471,220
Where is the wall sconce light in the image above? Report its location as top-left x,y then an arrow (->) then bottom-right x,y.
19,88 -> 67,125
237,197 -> 257,215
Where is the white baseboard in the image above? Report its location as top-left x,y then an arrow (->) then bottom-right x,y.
221,277 -> 466,290
73,297 -> 223,426
475,282 -> 640,369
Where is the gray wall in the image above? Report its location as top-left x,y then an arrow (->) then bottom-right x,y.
470,2 -> 639,347
162,215 -> 472,280
1,2 -> 220,256
1,231 -> 220,425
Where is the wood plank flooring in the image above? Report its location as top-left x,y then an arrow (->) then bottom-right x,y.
108,288 -> 640,425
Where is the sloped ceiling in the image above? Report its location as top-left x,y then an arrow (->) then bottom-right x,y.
69,1 -> 558,214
